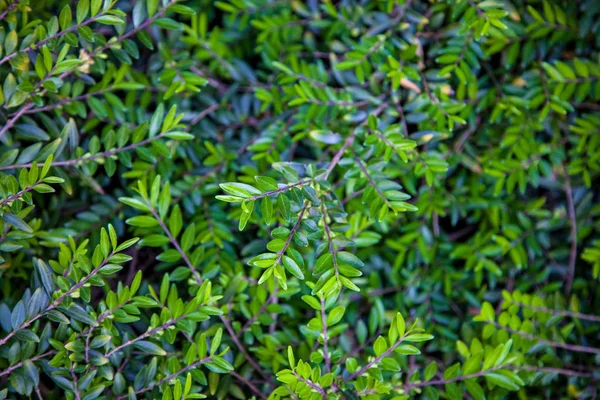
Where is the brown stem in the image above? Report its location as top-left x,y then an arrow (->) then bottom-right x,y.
70,364 -> 81,400
16,87 -> 123,115
320,296 -> 331,373
188,104 -> 220,126
490,321 -> 600,355
353,154 -> 392,208
402,364 -> 593,390
320,202 -> 340,279
345,334 -> 408,381
105,314 -> 187,358
239,203 -> 309,334
563,168 -> 577,295
0,134 -> 165,171
219,314 -> 276,388
0,0 -> 20,22
0,351 -> 55,378
230,370 -> 267,399
0,183 -> 38,206
115,357 -> 212,400
246,180 -> 312,201
148,200 -> 203,286
466,0 -> 488,19
294,372 -> 327,399
0,0 -> 176,139
0,253 -> 114,347
0,8 -> 109,66
512,300 -> 600,323
324,135 -> 355,180
323,102 -> 389,180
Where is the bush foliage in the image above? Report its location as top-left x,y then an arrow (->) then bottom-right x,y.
1,0 -> 599,398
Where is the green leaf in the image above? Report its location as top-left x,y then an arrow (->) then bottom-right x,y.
302,295 -> 321,310
396,313 -> 406,337
134,340 -> 166,355
96,15 -> 124,25
337,251 -> 364,268
169,205 -> 183,237
62,305 -> 97,326
210,328 -> 222,355
220,182 -> 261,198
261,197 -> 273,226
374,336 -> 388,356
282,255 -> 304,279
2,213 -> 32,233
59,5 -> 72,30
239,200 -> 254,231
76,0 -> 89,23
327,306 -> 345,326
126,216 -> 159,228
403,334 -> 434,342
485,372 -> 520,391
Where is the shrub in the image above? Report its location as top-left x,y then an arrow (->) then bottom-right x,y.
0,0 -> 599,398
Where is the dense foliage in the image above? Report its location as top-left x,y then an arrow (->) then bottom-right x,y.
1,0 -> 599,398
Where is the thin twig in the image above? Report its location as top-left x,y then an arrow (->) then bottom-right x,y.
0,134 -> 165,171
402,364 -> 592,391
0,0 -> 177,139
0,8 -> 109,66
563,167 -> 577,295
511,300 -> 600,323
0,0 -> 20,21
115,357 -> 212,400
0,351 -> 55,378
345,334 -> 408,381
320,296 -> 331,373
105,314 -> 188,358
0,253 -> 114,347
230,370 -> 267,399
490,321 -> 600,355
148,199 -> 203,286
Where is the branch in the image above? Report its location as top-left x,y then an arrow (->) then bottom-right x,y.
148,199 -> 203,286
0,8 -> 110,66
563,167 -> 577,295
148,195 -> 275,389
293,372 -> 327,399
345,334 -> 408,381
0,183 -> 39,206
323,101 -> 389,180
353,154 -> 391,208
466,0 -> 488,19
115,357 -> 212,400
402,364 -> 593,390
246,180 -> 312,201
239,203 -> 309,335
511,301 -> 600,323
12,86 -> 156,116
0,252 -> 114,347
320,296 -> 331,373
0,134 -> 165,171
0,351 -> 55,378
219,314 -> 276,388
0,0 -> 20,22
320,202 -> 340,280
230,370 -> 267,399
491,321 -> 600,355
324,135 -> 355,180
105,314 -> 188,358
0,0 -> 177,139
